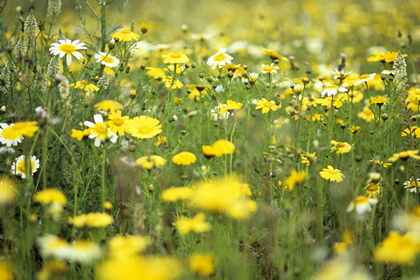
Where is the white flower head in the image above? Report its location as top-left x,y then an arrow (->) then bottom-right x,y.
84,114 -> 118,147
0,123 -> 23,147
320,85 -> 348,97
347,195 -> 378,215
49,39 -> 87,66
95,52 -> 120,68
207,48 -> 233,69
11,155 -> 40,178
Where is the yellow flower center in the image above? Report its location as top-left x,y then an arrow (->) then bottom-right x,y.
93,123 -> 107,135
102,56 -> 115,63
17,159 -> 35,174
2,126 -> 20,140
112,117 -> 124,126
138,126 -> 151,133
170,53 -> 182,58
58,44 -> 77,53
121,29 -> 131,34
213,53 -> 227,62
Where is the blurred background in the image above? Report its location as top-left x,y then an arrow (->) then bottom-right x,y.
2,0 -> 420,74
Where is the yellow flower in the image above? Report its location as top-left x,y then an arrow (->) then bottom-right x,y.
365,183 -> 381,198
174,213 -> 212,235
374,231 -> 420,265
154,136 -> 167,146
401,126 -> 420,138
0,259 -> 13,280
140,23 -> 152,33
262,48 -> 288,61
349,126 -> 360,134
146,67 -> 166,79
162,52 -> 189,64
108,235 -> 152,257
370,96 -> 389,106
357,107 -> 375,122
70,129 -> 90,140
255,98 -> 280,114
107,110 -> 130,136
301,152 -> 317,166
70,212 -> 113,228
388,150 -> 420,162
188,253 -> 216,276
135,155 -> 166,170
367,51 -> 407,63
163,76 -> 183,89
284,170 -> 307,191
330,140 -> 352,155
71,80 -> 100,91
190,176 -> 257,219
126,116 -> 162,139
319,165 -> 345,182
0,176 -> 16,205
111,29 -> 140,41
34,188 -> 67,205
172,151 -> 197,165
217,100 -> 243,114
94,100 -> 123,113
210,139 -> 235,156
161,186 -> 195,202
202,145 -> 216,158
96,255 -> 182,280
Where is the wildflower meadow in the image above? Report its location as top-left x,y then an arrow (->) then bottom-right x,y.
1,0 -> 420,279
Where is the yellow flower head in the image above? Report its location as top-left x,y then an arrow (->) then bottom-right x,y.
111,29 -> 140,41
255,98 -> 280,114
0,176 -> 17,205
161,186 -> 195,202
140,23 -> 152,33
374,231 -> 420,265
370,96 -> 389,106
94,100 -> 124,113
388,150 -> 420,162
106,110 -> 130,136
190,176 -> 257,219
284,170 -> 307,191
319,165 -> 345,182
188,253 -> 216,276
174,213 -> 212,235
162,52 -> 189,64
34,188 -> 67,205
70,213 -> 113,228
108,235 -> 152,257
330,140 -> 352,155
262,48 -> 288,61
172,151 -> 197,165
135,155 -> 166,170
126,116 -> 162,139
367,51 -> 407,63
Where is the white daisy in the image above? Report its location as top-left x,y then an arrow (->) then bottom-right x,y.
207,48 -> 233,69
11,155 -> 40,178
95,52 -> 120,68
320,85 -> 348,97
0,123 -> 23,147
347,195 -> 378,215
84,114 -> 118,147
49,39 -> 87,66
